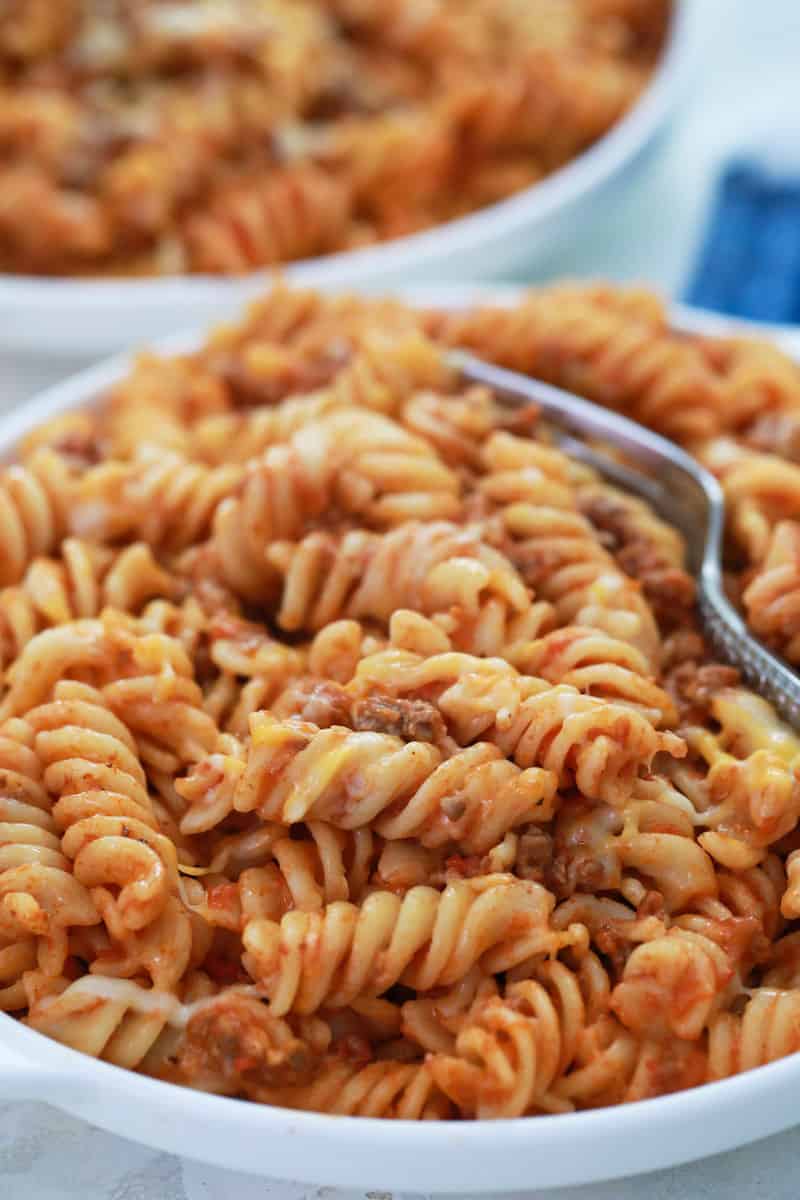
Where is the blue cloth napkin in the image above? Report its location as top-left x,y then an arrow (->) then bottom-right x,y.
686,162 -> 800,324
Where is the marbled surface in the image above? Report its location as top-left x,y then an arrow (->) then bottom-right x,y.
2,1100 -> 800,1200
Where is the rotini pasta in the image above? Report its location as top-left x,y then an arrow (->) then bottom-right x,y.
71,445 -> 244,553
708,989 -> 800,1080
0,449 -> 74,586
223,712 -> 558,852
28,681 -> 179,940
742,521 -> 800,663
242,873 -> 576,1015
481,431 -> 661,668
511,625 -> 676,726
4,278 -> 800,1125
351,647 -> 683,804
256,1056 -> 452,1118
260,521 -> 537,655
25,972 -> 217,1071
0,539 -> 176,670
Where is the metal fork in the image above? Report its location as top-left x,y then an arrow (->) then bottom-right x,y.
450,350 -> 800,728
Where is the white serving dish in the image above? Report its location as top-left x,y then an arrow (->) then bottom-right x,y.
1,290 -> 800,1192
0,0 -> 703,364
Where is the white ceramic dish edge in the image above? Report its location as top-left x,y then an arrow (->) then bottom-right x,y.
0,0 -> 706,359
1,290 -> 800,1191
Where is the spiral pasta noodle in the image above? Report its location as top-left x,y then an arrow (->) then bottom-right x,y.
262,521 -> 536,656
709,989 -> 800,1080
71,446 -> 244,553
180,830 -> 378,929
481,432 -> 661,669
0,449 -> 74,587
223,712 -> 557,853
611,927 -> 742,1041
512,625 -> 676,726
242,874 -> 575,1015
682,688 -> 800,869
260,1057 -> 452,1118
182,165 -> 353,274
210,411 -> 461,601
549,790 -> 716,913
428,965 -> 599,1117
742,521 -> 800,663
28,681 -> 179,941
698,438 -> 800,565
0,714 -> 94,994
24,973 -> 219,1071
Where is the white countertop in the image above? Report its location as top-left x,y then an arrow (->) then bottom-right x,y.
4,3 -> 800,1197
4,1097 -> 800,1200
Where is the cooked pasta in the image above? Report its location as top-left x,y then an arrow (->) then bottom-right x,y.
350,647 -> 683,804
708,989 -> 800,1080
0,449 -> 74,586
576,480 -> 696,628
510,625 -> 676,726
429,285 -> 726,442
0,539 -> 176,670
241,874 -> 576,1015
0,1 -> 671,276
228,713 -> 558,852
24,972 -> 219,1071
27,681 -> 180,945
6,278 -> 800,1123
742,521 -> 800,664
255,1056 -> 452,1118
259,521 -> 534,648
481,431 -> 661,668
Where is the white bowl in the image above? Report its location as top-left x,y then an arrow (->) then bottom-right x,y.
0,0 -> 701,363
1,291 -> 800,1193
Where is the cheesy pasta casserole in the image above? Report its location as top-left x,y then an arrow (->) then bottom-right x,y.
0,0 -> 670,275
3,281 -> 800,1118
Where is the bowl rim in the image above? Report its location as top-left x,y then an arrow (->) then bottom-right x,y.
2,293 -> 800,1186
0,0 -> 693,310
